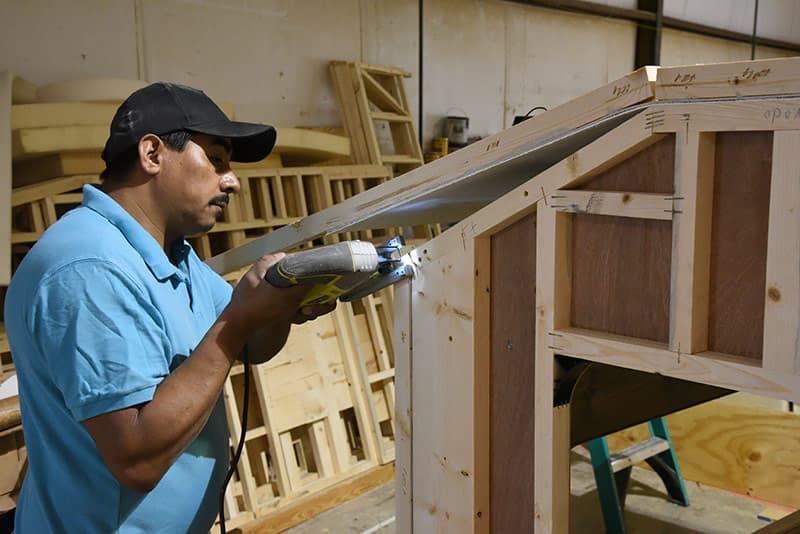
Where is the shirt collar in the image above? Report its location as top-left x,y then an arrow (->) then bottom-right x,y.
81,184 -> 182,281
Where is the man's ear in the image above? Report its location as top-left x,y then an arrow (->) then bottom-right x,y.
138,134 -> 164,176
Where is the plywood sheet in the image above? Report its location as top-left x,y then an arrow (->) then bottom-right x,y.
708,131 -> 773,361
571,216 -> 673,343
570,136 -> 675,344
575,135 -> 675,194
606,395 -> 800,509
489,213 -> 536,533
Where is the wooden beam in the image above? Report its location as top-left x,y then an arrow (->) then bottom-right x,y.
360,70 -> 405,115
231,464 -> 394,534
550,190 -> 673,220
1,72 -> 11,285
408,243 -> 476,532
669,131 -> 715,355
393,279 -> 413,534
755,509 -> 800,534
473,236 -> 491,534
763,130 -> 800,374
535,205 -> 570,533
11,174 -> 97,207
550,328 -> 800,403
652,96 -> 800,134
656,57 -> 800,101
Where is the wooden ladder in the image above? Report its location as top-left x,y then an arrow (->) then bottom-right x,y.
329,61 -> 424,176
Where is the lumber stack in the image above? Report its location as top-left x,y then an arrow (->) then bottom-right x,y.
0,73 -> 410,529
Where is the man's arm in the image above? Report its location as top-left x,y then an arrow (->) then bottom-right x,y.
83,254 -> 309,492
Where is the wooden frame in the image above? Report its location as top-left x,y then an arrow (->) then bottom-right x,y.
203,58 -> 800,532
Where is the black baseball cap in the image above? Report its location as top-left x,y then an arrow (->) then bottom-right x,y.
101,82 -> 277,164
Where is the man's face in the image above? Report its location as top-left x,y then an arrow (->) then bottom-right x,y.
159,133 -> 240,237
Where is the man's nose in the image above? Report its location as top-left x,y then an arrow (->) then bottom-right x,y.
220,171 -> 241,194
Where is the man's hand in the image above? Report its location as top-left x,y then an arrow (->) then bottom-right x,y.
234,254 -> 338,364
224,253 -> 310,334
292,301 -> 337,325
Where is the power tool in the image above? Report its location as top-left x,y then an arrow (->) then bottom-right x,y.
265,236 -> 413,305
220,237 -> 413,533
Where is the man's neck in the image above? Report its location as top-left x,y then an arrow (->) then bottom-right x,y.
101,181 -> 173,254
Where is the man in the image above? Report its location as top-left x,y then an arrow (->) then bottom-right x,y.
4,82 -> 331,532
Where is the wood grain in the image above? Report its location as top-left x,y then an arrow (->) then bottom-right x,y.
569,135 -> 675,343
708,132 -> 773,361
571,215 -> 673,343
606,396 -> 800,509
576,135 -> 675,194
490,213 -> 536,533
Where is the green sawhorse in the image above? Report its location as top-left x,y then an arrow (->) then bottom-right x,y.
586,417 -> 689,534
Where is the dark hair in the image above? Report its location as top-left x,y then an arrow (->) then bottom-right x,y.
100,130 -> 194,181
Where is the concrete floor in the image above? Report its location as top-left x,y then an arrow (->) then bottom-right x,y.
283,448 -> 787,533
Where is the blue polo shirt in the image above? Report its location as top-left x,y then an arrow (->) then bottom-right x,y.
4,185 -> 234,533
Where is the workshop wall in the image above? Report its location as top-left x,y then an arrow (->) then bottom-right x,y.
0,0 -> 797,152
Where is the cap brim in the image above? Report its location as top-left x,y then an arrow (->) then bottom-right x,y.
189,120 -> 277,163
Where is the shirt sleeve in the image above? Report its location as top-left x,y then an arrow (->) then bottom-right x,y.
31,259 -> 171,421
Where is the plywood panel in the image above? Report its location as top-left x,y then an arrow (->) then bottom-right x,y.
571,216 -> 673,343
606,395 -> 800,509
489,213 -> 536,533
575,135 -> 675,194
708,131 -> 773,361
569,134 -> 675,343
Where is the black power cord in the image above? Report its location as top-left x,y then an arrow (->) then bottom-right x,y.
218,348 -> 250,534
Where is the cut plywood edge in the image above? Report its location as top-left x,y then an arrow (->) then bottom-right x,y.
13,152 -> 104,187
12,102 -> 124,130
1,72 -> 12,285
35,79 -> 147,103
12,100 -> 235,132
206,67 -> 655,275
230,153 -> 283,170
12,126 -> 338,160
656,56 -> 800,100
272,128 -> 350,160
11,126 -> 106,160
